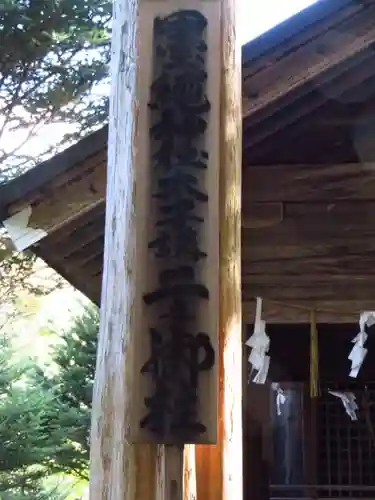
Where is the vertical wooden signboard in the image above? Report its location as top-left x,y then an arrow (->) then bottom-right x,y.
132,0 -> 221,445
89,0 -> 238,497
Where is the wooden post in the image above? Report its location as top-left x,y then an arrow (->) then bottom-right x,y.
88,0 -> 158,497
89,0 -> 228,500
195,0 -> 243,500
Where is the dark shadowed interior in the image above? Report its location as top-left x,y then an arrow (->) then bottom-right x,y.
245,323 -> 375,500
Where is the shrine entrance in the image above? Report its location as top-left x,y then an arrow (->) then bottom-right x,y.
240,2 -> 375,499
244,325 -> 375,500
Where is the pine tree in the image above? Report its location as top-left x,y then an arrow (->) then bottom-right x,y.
0,0 -> 111,181
40,304 -> 100,480
0,304 -> 99,495
0,335 -> 79,497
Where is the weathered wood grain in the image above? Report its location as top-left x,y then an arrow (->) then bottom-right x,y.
7,158 -> 106,238
242,3 -> 375,118
88,0 -> 157,498
242,2 -> 363,81
8,151 -> 106,214
0,128 -> 107,213
243,201 -> 375,245
64,237 -> 104,270
241,200 -> 375,319
34,244 -> 102,307
243,241 -> 366,262
47,220 -> 104,260
243,276 -> 375,302
242,36 -> 375,144
242,245 -> 375,276
183,446 -> 197,500
156,446 -> 184,500
195,1 -> 243,500
243,162 -> 375,202
239,202 -> 283,228
42,203 -> 105,247
79,255 -> 104,278
242,299 -> 375,324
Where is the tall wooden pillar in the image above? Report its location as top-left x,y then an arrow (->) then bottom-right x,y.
195,0 -> 243,499
88,0 -> 159,497
89,0 -> 241,498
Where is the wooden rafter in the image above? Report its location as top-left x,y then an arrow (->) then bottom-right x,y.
242,2 -> 375,120
3,152 -> 106,248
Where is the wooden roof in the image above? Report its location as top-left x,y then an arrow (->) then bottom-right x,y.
2,0 -> 375,323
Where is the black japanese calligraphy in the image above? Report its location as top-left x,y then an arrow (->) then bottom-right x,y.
141,9 -> 215,443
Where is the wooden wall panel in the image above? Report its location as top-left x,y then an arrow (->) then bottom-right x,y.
243,163 -> 375,202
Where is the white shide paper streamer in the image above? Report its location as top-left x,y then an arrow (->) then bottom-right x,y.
348,311 -> 375,378
329,390 -> 359,421
271,382 -> 287,416
246,297 -> 270,384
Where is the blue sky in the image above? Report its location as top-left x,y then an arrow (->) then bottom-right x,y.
239,0 -> 318,43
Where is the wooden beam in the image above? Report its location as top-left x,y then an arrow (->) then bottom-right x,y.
0,128 -> 107,216
63,238 -> 104,269
195,2 -> 242,500
242,240 -> 375,263
42,202 -> 105,248
241,200 -> 375,321
8,149 -> 107,210
88,0 -> 158,497
243,247 -> 375,277
239,202 -> 283,228
243,276 -> 375,302
48,222 -> 104,260
34,245 -> 102,307
3,152 -> 106,249
78,255 -> 104,278
242,3 -> 375,118
242,47 -> 375,156
243,201 -> 375,245
242,299 -> 373,324
241,0 -> 361,72
243,162 -> 375,202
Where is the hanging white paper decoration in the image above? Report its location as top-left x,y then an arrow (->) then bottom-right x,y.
271,382 -> 287,416
348,311 -> 375,378
329,390 -> 359,421
246,297 -> 270,384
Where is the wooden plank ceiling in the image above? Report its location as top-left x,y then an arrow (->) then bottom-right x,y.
241,0 -> 375,322
4,0 -> 375,323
